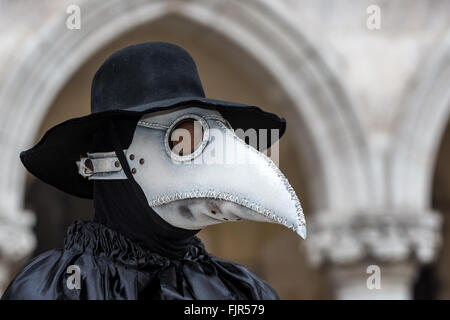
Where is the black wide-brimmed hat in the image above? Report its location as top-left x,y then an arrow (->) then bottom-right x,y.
20,42 -> 286,199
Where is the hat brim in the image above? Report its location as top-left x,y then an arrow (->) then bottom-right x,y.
20,96 -> 286,199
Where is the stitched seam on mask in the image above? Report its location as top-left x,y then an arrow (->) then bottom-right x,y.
203,115 -> 226,122
214,120 -> 306,227
204,115 -> 232,128
148,190 -> 300,232
138,115 -> 228,130
137,120 -> 169,130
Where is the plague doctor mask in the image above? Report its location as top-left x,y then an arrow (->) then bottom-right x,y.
78,106 -> 306,239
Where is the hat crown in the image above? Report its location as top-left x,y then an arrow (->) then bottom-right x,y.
91,42 -> 205,113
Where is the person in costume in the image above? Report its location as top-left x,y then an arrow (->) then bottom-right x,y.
1,42 -> 306,300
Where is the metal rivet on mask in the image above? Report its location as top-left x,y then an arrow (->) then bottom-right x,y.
139,158 -> 144,165
131,168 -> 137,174
114,161 -> 121,168
129,154 -> 135,160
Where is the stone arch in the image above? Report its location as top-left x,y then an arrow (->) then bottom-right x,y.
390,32 -> 450,209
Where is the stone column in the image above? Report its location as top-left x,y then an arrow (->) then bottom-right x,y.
306,211 -> 442,299
0,205 -> 36,295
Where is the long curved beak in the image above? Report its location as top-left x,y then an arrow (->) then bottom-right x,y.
132,124 -> 307,239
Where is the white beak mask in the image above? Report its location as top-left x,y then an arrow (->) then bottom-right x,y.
78,107 -> 306,239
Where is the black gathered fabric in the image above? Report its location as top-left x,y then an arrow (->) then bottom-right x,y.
1,220 -> 278,299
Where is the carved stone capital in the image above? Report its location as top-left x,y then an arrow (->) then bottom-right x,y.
0,205 -> 35,262
306,210 -> 442,266
0,205 -> 36,294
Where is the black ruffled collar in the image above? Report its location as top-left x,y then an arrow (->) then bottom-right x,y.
64,220 -> 207,267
